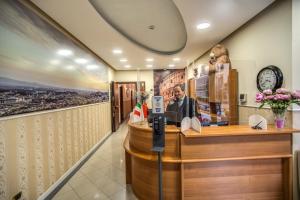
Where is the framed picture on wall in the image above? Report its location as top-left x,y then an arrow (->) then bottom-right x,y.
153,69 -> 185,109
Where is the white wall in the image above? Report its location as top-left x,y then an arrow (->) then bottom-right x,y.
292,0 -> 300,199
108,68 -> 115,82
114,70 -> 154,106
114,70 -> 153,91
188,0 -> 292,108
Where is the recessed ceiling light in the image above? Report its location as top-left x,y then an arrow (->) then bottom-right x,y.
197,22 -> 210,30
124,65 -> 131,68
65,65 -> 75,70
112,49 -> 122,54
75,58 -> 88,64
145,58 -> 154,62
173,57 -> 180,62
57,49 -> 73,56
120,58 -> 127,62
46,66 -> 56,71
50,60 -> 60,65
169,64 -> 175,68
146,64 -> 153,68
86,65 -> 99,70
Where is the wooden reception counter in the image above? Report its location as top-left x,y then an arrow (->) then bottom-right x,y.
124,122 -> 297,200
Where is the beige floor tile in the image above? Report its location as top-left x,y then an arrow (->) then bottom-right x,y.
110,190 -> 138,200
52,190 -> 80,200
72,182 -> 100,198
100,181 -> 125,196
109,185 -> 136,199
90,176 -> 117,188
57,123 -> 137,199
112,174 -> 126,186
79,191 -> 110,200
80,164 -> 97,172
89,160 -> 111,169
68,175 -> 90,188
100,166 -> 124,177
111,159 -> 126,170
84,169 -> 105,180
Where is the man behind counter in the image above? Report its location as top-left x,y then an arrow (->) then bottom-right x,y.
166,84 -> 196,126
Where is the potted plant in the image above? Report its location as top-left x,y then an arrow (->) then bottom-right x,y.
256,88 -> 300,128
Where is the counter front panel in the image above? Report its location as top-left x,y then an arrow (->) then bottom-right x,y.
124,122 -> 296,200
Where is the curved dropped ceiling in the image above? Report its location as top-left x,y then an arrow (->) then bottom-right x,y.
89,0 -> 187,54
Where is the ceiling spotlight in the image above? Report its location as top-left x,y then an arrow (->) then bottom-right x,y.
197,22 -> 210,30
120,58 -> 127,62
145,58 -> 154,62
124,65 -> 131,68
50,60 -> 60,65
168,64 -> 175,68
75,58 -> 88,64
65,65 -> 75,70
112,49 -> 122,54
57,49 -> 73,56
146,64 -> 153,68
86,65 -> 99,70
173,57 -> 180,62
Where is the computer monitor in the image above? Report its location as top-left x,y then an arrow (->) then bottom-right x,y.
165,111 -> 180,127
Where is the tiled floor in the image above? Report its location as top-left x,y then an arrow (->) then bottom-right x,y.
52,123 -> 137,200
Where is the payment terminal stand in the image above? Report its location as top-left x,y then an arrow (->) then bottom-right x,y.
151,96 -> 165,200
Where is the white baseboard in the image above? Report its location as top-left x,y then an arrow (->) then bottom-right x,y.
37,131 -> 112,200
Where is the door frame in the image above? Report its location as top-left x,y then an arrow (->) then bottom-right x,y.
111,81 -> 145,132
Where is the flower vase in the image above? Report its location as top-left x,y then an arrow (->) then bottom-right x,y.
272,109 -> 286,129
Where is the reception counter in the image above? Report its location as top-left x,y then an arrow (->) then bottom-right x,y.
124,122 -> 297,200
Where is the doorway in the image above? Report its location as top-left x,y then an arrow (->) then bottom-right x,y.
119,85 -> 124,122
111,81 -> 145,132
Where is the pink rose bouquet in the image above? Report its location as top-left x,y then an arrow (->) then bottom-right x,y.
256,88 -> 300,115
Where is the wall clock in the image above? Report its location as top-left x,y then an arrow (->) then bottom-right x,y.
256,65 -> 283,92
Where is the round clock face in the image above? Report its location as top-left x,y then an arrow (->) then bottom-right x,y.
256,66 -> 283,92
258,69 -> 277,90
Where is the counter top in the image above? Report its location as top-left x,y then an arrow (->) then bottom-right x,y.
128,121 -> 180,133
128,121 -> 299,137
182,125 -> 299,138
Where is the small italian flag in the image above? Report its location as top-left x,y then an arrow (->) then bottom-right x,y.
134,102 -> 142,117
132,102 -> 144,122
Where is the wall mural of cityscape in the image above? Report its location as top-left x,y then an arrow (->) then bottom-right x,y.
0,77 -> 108,117
0,0 -> 109,117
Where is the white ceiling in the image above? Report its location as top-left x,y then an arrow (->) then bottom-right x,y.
89,0 -> 187,54
30,0 -> 275,70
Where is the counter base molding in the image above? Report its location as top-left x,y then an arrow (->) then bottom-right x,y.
124,122 -> 297,200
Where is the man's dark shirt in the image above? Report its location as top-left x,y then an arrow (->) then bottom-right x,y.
166,96 -> 196,126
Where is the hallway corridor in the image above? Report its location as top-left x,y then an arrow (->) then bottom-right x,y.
52,123 -> 137,200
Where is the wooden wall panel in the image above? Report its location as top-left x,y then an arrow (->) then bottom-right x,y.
126,123 -> 294,200
128,125 -> 180,158
131,157 -> 180,200
181,134 -> 291,160
183,159 -> 283,200
229,69 -> 238,125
